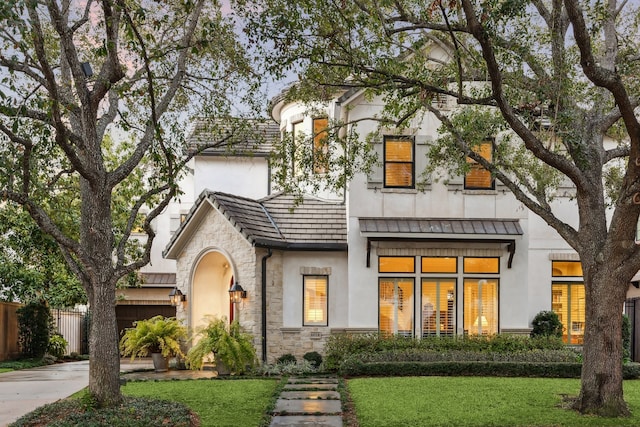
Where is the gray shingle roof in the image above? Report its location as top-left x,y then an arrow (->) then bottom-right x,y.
187,118 -> 279,157
261,194 -> 347,245
209,191 -> 347,249
163,191 -> 348,255
359,218 -> 523,236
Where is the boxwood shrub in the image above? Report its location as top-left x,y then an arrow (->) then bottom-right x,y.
339,360 -> 640,379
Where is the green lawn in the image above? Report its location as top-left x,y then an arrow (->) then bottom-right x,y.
347,377 -> 640,427
123,379 -> 279,427
0,368 -> 12,373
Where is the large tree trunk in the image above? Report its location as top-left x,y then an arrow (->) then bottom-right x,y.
574,263 -> 630,416
81,178 -> 122,406
88,283 -> 122,406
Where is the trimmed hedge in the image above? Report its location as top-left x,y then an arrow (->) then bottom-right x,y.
324,333 -> 566,371
339,360 -> 640,379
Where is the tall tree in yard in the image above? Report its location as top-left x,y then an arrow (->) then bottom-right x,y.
0,0 -> 258,406
238,0 -> 640,416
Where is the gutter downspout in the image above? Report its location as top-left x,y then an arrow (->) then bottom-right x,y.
261,248 -> 273,363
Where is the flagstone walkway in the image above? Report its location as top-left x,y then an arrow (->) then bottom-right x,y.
269,376 -> 343,427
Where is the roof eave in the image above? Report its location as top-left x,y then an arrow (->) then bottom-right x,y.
254,239 -> 348,251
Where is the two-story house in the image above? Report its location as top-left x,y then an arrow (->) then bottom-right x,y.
161,69 -> 621,363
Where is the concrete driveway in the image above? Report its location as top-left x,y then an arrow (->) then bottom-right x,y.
0,361 -> 89,426
0,359 -> 156,427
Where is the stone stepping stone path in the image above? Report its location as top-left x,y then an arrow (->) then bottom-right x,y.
270,377 -> 343,427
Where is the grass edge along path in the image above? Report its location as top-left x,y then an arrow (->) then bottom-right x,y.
123,378 -> 279,427
347,376 -> 640,427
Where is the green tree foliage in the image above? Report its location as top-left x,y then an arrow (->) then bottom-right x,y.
237,0 -> 640,416
17,300 -> 52,359
0,203 -> 85,307
0,0 -> 261,407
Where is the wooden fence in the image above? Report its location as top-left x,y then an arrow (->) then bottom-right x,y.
0,303 -> 90,360
0,302 -> 21,361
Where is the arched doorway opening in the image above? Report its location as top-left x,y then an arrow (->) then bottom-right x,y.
191,250 -> 234,331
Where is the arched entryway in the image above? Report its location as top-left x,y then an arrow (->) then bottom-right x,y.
191,250 -> 235,331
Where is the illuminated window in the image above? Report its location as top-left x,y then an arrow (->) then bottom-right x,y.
552,283 -> 585,344
312,117 -> 329,174
463,257 -> 499,274
131,214 -> 147,234
465,141 -> 494,189
379,279 -> 414,337
422,280 -> 456,337
384,136 -> 414,188
422,257 -> 457,273
303,276 -> 328,326
551,261 -> 583,277
379,257 -> 415,273
463,279 -> 498,335
291,121 -> 304,175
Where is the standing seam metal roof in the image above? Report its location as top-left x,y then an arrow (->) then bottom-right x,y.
359,218 -> 523,236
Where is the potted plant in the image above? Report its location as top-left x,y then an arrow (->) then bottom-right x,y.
186,316 -> 257,375
119,315 -> 187,372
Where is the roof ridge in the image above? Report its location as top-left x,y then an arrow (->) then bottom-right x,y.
258,202 -> 285,241
258,191 -> 345,205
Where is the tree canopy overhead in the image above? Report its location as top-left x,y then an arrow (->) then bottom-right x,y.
237,0 -> 640,416
0,0 -> 261,406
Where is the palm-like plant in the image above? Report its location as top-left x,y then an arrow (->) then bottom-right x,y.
186,316 -> 257,374
120,315 -> 187,360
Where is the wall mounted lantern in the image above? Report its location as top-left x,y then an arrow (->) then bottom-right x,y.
229,282 -> 247,304
169,287 -> 186,306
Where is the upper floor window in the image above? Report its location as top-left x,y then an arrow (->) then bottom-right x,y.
465,140 -> 494,190
384,136 -> 414,188
291,120 -> 304,175
312,117 -> 329,174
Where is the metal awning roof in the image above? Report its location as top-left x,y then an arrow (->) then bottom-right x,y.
359,217 -> 523,268
359,218 -> 523,236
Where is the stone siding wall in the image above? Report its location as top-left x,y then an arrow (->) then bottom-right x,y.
175,209 -> 261,347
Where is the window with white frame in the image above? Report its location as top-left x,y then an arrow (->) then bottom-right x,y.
303,275 -> 328,326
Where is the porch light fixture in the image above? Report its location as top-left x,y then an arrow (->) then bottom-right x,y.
169,287 -> 186,306
229,282 -> 247,303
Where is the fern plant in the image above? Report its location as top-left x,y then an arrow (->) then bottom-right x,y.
119,315 -> 187,360
186,316 -> 257,374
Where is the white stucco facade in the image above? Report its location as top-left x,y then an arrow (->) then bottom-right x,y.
160,53 -> 636,361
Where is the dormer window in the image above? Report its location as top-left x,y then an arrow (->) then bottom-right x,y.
384,136 -> 414,188
465,140 -> 494,190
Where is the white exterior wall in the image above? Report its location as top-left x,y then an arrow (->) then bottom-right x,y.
273,84 -> 593,337
281,252 -> 349,329
194,156 -> 271,199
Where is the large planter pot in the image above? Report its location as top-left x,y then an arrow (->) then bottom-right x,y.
215,359 -> 231,376
151,353 -> 169,373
